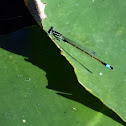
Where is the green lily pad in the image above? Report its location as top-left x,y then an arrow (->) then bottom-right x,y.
0,26 -> 125,125
39,0 -> 126,122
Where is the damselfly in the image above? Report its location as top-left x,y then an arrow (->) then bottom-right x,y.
48,27 -> 114,70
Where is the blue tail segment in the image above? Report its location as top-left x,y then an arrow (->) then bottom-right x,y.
106,64 -> 114,70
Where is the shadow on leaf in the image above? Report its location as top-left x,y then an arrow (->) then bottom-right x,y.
0,25 -> 125,125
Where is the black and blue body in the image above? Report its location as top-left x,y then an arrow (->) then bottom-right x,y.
48,27 -> 114,70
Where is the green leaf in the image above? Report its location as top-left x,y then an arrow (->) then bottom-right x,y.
41,0 -> 126,122
0,26 -> 125,125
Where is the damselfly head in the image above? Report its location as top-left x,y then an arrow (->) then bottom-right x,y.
48,26 -> 54,34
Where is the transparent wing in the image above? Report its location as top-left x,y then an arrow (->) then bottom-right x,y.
62,36 -> 97,57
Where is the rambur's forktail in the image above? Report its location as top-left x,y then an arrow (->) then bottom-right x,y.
48,27 -> 114,70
